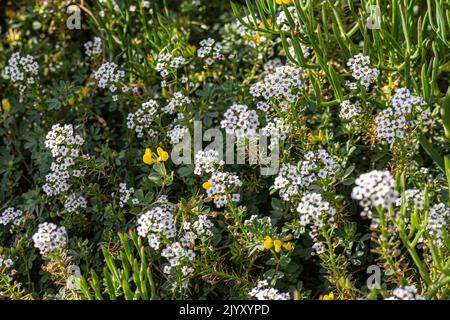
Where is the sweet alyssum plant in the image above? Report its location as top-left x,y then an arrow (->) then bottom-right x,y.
0,0 -> 449,300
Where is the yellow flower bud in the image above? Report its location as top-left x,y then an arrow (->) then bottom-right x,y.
2,99 -> 11,112
274,240 -> 282,253
68,97 -> 75,106
283,242 -> 292,251
81,86 -> 90,98
322,292 -> 335,300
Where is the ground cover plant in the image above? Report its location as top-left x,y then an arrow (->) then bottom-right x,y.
0,0 -> 449,300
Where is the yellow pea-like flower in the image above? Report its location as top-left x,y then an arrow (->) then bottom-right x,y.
68,97 -> 75,106
322,292 -> 335,300
283,242 -> 293,251
202,181 -> 213,190
143,148 -> 156,165
276,0 -> 293,5
157,147 -> 169,162
2,99 -> 11,112
274,240 -> 282,253
263,236 -> 273,250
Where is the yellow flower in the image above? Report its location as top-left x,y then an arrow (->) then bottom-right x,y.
276,0 -> 293,5
263,236 -> 273,250
202,181 -> 213,190
308,130 -> 327,145
143,148 -> 157,165
322,292 -> 335,300
274,239 -> 282,253
2,99 -> 11,112
68,97 -> 75,106
283,242 -> 293,251
143,147 -> 169,165
157,147 -> 169,162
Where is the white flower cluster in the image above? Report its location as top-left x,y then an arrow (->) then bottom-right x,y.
250,65 -> 303,104
261,117 -> 290,139
127,99 -> 159,138
32,222 -> 67,255
347,54 -> 379,88
94,62 -> 125,95
273,149 -> 336,201
339,100 -> 362,121
197,38 -> 225,68
84,37 -> 102,58
64,194 -> 87,213
155,53 -> 186,78
386,285 -> 425,300
194,150 -> 224,175
191,214 -> 214,236
249,280 -> 290,300
297,192 -> 336,254
375,88 -> 431,144
205,171 -> 242,208
162,92 -> 191,114
394,189 -> 424,211
220,104 -> 260,139
3,52 -> 39,93
0,207 -> 25,230
167,124 -> 188,145
113,183 -> 138,208
351,170 -> 398,218
137,202 -> 213,277
276,6 -> 300,31
43,124 -> 86,197
137,204 -> 177,250
161,242 -> 196,275
427,203 -> 450,245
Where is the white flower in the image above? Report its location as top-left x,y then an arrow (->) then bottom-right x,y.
3,52 -> 39,94
94,62 -> 125,93
64,194 -> 87,213
0,207 -> 25,229
43,124 -> 86,197
376,88 -> 430,144
205,171 -> 242,208
162,92 -> 191,115
221,104 -> 259,139
351,170 -> 398,218
386,285 -> 425,300
194,150 -> 224,175
167,124 -> 189,145
32,222 -> 67,255
249,280 -> 290,300
250,65 -> 304,106
127,99 -> 159,138
197,38 -> 224,68
296,192 -> 336,254
339,100 -> 362,121
273,149 -> 336,201
346,54 -> 379,89
84,37 -> 102,58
